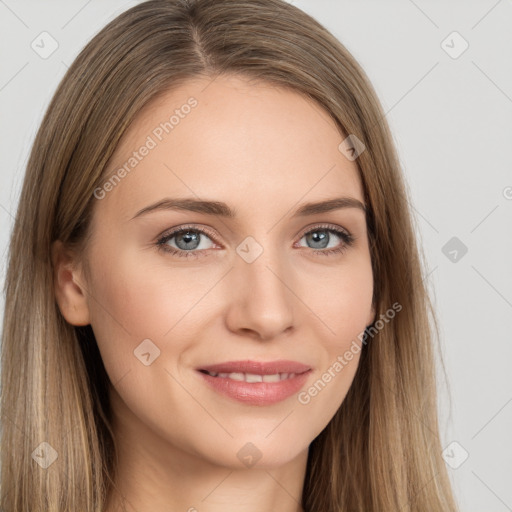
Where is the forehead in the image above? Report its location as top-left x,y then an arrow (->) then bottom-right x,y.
99,74 -> 364,220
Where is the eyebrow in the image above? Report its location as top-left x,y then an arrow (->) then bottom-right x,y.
130,196 -> 366,220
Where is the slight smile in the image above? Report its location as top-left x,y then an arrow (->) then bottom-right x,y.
196,360 -> 312,406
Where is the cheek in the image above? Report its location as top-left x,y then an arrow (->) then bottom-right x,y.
84,241 -> 226,390
83,244 -> 164,374
306,254 -> 374,344
294,257 -> 372,422
87,243 -> 206,339
84,246 -> 210,437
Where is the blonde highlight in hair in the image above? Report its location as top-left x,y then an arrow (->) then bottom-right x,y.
1,0 -> 458,510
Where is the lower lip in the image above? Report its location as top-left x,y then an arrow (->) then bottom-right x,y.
197,371 -> 311,406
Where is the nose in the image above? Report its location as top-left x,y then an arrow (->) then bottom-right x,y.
224,245 -> 296,341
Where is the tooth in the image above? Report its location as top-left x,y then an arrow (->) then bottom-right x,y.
206,371 -> 297,382
245,373 -> 263,383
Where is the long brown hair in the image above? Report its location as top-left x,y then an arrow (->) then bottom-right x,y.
1,0 -> 458,510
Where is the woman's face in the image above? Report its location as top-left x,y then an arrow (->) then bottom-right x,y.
78,74 -> 374,469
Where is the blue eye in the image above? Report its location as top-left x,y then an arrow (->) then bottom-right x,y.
296,225 -> 354,256
156,225 -> 215,259
156,223 -> 355,259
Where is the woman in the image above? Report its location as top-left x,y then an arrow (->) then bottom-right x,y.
0,0 -> 459,510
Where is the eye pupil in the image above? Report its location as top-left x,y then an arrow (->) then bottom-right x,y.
307,230 -> 329,249
176,230 -> 200,250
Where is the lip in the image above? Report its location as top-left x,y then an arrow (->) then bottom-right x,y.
196,359 -> 312,406
198,359 -> 311,375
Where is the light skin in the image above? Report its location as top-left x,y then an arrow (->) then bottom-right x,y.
53,74 -> 375,512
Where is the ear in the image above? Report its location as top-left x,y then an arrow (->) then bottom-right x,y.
51,240 -> 91,326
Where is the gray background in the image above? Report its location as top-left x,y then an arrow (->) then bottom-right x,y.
1,1 -> 511,510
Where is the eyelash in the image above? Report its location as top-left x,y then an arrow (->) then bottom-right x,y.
156,223 -> 355,259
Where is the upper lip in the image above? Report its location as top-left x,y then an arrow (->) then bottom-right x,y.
198,360 -> 311,375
